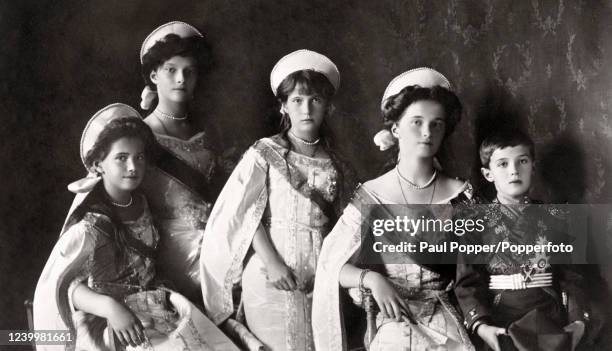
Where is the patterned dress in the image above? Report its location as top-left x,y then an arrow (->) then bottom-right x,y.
200,135 -> 356,351
312,184 -> 476,351
141,131 -> 217,304
33,193 -> 238,351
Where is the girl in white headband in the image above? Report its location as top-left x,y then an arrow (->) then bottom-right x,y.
33,104 -> 238,350
312,68 -> 476,350
200,49 -> 356,351
138,21 -> 222,307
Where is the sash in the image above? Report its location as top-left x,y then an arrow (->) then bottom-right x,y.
253,135 -> 337,226
90,214 -> 156,260
352,186 -> 457,275
155,143 -> 213,203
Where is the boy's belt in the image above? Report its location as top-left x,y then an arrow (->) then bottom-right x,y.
489,272 -> 553,290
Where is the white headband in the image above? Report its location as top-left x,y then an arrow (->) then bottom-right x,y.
270,49 -> 340,96
68,103 -> 142,193
80,103 -> 142,168
140,21 -> 203,64
381,67 -> 452,108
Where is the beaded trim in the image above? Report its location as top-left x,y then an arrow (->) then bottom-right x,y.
140,21 -> 203,63
381,67 -> 452,107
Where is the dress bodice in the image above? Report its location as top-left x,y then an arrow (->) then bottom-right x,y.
86,200 -> 159,298
155,131 -> 216,180
143,132 -> 216,228
360,184 -> 473,293
263,150 -> 338,229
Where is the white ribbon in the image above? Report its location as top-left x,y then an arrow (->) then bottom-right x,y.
140,85 -> 158,110
67,173 -> 101,193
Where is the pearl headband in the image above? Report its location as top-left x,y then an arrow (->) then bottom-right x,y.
374,68 -> 452,152
380,67 -> 452,109
140,21 -> 204,64
270,49 -> 340,96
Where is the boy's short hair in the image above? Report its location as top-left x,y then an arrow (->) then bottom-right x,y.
479,129 -> 535,168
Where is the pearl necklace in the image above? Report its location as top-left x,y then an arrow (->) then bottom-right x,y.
397,171 -> 437,205
110,195 -> 133,208
154,109 -> 188,121
395,166 -> 437,190
288,130 -> 320,146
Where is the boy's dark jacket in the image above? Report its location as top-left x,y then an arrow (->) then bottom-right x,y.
453,196 -> 608,349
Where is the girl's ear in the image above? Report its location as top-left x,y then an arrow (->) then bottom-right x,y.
481,167 -> 494,182
391,123 -> 400,138
150,70 -> 158,84
279,103 -> 287,116
93,161 -> 104,176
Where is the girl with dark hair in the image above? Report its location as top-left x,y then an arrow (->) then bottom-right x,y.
200,50 -> 356,350
313,68 -> 475,350
33,104 -> 238,350
138,21 -> 222,306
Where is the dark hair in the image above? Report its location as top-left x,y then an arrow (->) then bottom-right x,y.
84,117 -> 157,170
378,85 -> 462,173
141,33 -> 211,88
382,85 -> 462,138
276,70 -> 336,148
77,117 -> 156,265
479,129 -> 535,168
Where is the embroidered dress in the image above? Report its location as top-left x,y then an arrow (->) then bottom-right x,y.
141,131 -> 217,304
33,191 -> 238,351
312,185 -> 475,351
200,135 -> 355,351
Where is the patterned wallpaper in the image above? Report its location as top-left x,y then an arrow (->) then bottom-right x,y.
305,0 -> 612,204
187,0 -> 612,203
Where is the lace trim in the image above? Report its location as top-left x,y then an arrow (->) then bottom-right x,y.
219,184 -> 268,322
155,133 -> 216,180
155,131 -> 211,151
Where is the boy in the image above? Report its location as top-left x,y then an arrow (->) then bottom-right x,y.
455,130 -> 589,351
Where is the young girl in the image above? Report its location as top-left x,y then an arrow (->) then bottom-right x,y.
200,50 -> 356,351
33,103 -> 237,351
138,21 -> 225,305
312,68 -> 475,350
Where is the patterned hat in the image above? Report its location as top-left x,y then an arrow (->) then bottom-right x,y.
270,49 -> 340,96
381,67 -> 452,108
140,21 -> 203,64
